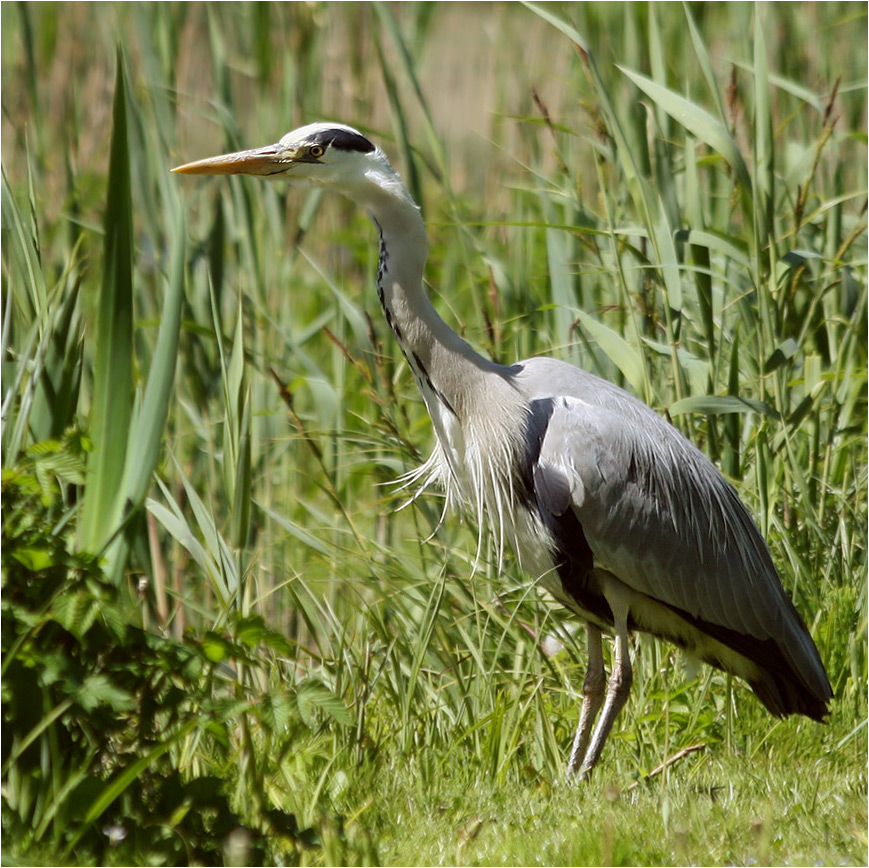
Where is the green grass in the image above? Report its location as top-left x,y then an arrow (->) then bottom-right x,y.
2,3 -> 866,865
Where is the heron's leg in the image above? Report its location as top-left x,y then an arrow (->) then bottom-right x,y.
566,624 -> 605,779
577,605 -> 633,781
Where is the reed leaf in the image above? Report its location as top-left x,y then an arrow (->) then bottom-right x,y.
78,49 -> 135,566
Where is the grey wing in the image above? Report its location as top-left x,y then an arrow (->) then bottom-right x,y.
529,393 -> 831,709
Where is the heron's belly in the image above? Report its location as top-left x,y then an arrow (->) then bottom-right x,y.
508,505 -> 579,608
508,503 -> 556,578
504,502 -> 616,630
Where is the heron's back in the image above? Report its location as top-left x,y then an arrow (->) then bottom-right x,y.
509,356 -> 832,720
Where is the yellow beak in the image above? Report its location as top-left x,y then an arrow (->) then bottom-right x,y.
172,144 -> 290,176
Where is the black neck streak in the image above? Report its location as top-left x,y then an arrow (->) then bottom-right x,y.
375,227 -> 456,418
375,227 -> 402,344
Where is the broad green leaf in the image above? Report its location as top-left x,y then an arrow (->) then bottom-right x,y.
122,193 -> 185,507
641,338 -> 709,396
201,634 -> 232,663
544,221 -> 578,345
11,547 -> 54,572
576,313 -> 647,398
297,680 -> 352,727
675,228 -> 751,270
764,338 -> 800,373
260,694 -> 295,732
618,66 -> 753,196
103,193 -> 186,581
75,674 -> 134,713
78,48 -> 134,564
51,587 -> 101,637
235,615 -> 295,656
668,394 -> 780,419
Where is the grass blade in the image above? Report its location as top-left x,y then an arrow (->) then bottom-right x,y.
752,7 -> 775,262
668,394 -> 780,420
618,66 -> 753,196
576,312 -> 647,398
121,194 -> 185,508
78,48 -> 134,566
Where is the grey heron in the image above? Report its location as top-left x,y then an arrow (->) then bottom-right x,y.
173,122 -> 832,780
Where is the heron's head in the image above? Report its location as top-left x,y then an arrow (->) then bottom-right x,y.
173,122 -> 399,200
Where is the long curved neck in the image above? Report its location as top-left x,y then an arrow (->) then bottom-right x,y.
349,162 -> 506,422
345,157 -> 531,531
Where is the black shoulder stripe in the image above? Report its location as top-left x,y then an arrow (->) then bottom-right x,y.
309,128 -> 375,153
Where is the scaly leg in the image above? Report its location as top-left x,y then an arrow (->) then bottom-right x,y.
577,605 -> 633,781
566,623 -> 606,779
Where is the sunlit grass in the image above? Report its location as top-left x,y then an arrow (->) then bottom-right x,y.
2,2 -> 866,865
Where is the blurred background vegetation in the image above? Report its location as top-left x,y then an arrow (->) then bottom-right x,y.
2,2 -> 866,865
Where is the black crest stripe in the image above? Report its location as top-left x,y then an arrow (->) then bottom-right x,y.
309,128 -> 375,153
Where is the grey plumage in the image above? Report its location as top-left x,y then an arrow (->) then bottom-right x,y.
513,358 -> 830,720
174,122 -> 832,780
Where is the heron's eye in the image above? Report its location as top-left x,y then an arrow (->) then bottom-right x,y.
308,144 -> 326,159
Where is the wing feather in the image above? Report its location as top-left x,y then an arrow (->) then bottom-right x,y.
525,385 -> 829,705
536,395 -> 770,629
